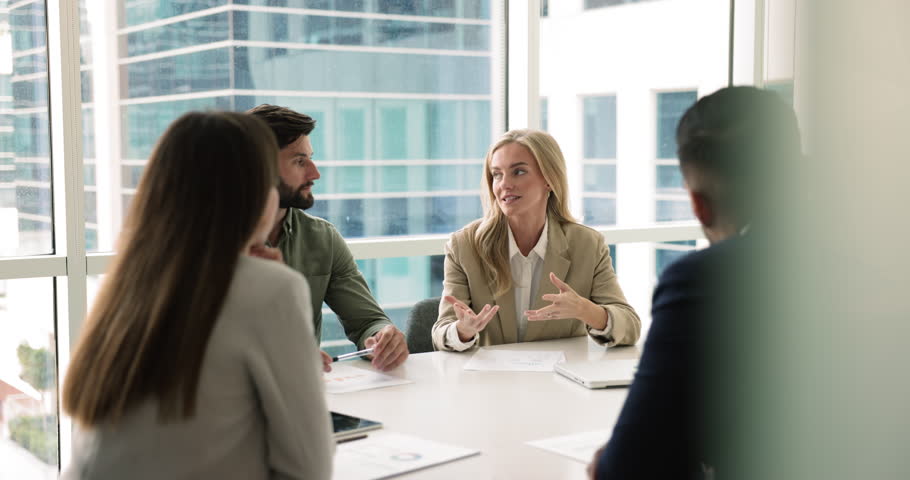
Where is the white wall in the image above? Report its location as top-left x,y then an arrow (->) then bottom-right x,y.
540,0 -> 731,328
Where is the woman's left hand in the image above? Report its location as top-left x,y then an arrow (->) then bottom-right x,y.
525,272 -> 608,330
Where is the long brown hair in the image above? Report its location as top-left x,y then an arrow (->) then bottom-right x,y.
473,129 -> 576,297
63,112 -> 278,425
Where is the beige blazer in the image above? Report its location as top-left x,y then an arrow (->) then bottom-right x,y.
432,216 -> 641,351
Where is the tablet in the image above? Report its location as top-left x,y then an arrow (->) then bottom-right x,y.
554,359 -> 638,389
331,411 -> 382,442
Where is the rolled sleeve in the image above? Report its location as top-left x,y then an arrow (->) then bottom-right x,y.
443,323 -> 478,351
587,310 -> 614,343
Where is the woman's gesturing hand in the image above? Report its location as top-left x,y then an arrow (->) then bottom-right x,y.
525,273 -> 608,330
445,295 -> 499,342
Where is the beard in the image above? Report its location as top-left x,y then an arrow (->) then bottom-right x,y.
278,179 -> 315,210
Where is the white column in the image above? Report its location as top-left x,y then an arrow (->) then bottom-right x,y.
88,0 -> 122,252
506,0 -> 540,130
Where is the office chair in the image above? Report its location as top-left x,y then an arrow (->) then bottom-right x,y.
405,297 -> 441,354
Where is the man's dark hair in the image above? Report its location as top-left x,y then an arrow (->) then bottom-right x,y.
246,104 -> 316,150
676,86 -> 801,225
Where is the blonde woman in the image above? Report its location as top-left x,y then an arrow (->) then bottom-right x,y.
61,112 -> 333,479
432,129 -> 641,351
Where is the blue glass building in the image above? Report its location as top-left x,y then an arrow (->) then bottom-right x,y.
6,0 -> 495,352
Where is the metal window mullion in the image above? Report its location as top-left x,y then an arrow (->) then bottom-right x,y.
341,223 -> 703,260
491,0 -> 506,136
87,223 -> 703,268
47,0 -> 86,469
753,0 -> 766,87
0,256 -> 68,279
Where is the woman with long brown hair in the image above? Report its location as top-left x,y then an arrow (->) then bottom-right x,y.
61,112 -> 333,479
432,129 -> 641,351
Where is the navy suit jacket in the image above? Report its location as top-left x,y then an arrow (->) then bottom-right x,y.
595,235 -> 745,478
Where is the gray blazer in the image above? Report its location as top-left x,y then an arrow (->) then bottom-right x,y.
61,256 -> 334,480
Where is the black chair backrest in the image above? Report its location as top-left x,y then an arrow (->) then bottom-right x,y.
405,297 -> 442,354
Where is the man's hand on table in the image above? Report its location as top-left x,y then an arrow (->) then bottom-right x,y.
364,325 -> 409,371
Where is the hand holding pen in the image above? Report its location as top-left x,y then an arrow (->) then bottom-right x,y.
320,325 -> 409,373
319,347 -> 374,374
332,347 -> 375,363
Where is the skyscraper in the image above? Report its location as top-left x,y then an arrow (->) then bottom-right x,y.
87,1 -> 496,353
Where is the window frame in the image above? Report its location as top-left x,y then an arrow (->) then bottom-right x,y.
0,0 -> 780,471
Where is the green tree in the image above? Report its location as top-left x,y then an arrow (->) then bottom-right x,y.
17,343 -> 55,391
13,343 -> 58,466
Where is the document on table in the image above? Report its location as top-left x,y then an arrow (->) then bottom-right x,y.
323,363 -> 412,394
332,431 -> 480,480
463,348 -> 566,372
526,430 -> 611,463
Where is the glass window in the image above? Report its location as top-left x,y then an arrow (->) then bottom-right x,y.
656,91 -> 697,159
655,239 -> 697,276
123,13 -> 230,57
379,107 -> 407,159
233,48 -> 490,94
656,164 -> 685,192
81,2 -> 497,253
541,1 -> 728,327
583,197 -> 617,226
583,164 -> 617,193
2,3 -> 53,256
656,199 -> 694,222
381,166 -> 408,192
583,95 -> 617,159
656,90 -> 697,228
580,96 -> 618,229
585,0 -> 651,10
540,97 -> 548,132
320,254 -> 444,354
0,279 -> 58,479
382,198 -> 409,235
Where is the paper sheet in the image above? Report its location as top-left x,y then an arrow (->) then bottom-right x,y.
526,430 -> 612,463
333,431 -> 480,480
462,348 -> 566,372
323,363 -> 412,394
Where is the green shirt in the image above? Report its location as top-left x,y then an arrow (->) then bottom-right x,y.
271,209 -> 391,348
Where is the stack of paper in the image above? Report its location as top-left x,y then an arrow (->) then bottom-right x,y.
332,431 -> 480,480
323,364 -> 412,394
463,348 -> 566,372
526,430 -> 611,463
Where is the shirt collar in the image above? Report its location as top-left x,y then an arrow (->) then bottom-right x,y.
507,217 -> 549,261
282,209 -> 295,235
266,209 -> 295,248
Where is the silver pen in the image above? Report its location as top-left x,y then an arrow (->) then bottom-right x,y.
331,347 -> 375,362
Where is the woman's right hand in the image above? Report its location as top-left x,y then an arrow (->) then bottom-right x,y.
444,295 -> 499,342
248,244 -> 283,263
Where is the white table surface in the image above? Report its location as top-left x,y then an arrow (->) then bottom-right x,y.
326,336 -> 641,479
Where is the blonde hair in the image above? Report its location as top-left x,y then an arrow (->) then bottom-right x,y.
473,129 -> 576,297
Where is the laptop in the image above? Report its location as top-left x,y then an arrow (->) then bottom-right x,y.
331,411 -> 382,442
554,359 -> 638,389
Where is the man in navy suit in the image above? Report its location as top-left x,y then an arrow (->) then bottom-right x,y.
588,86 -> 802,479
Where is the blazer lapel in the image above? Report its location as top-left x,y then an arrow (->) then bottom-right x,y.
524,217 -> 570,341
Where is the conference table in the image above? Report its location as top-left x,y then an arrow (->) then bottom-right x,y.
326,336 -> 641,479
